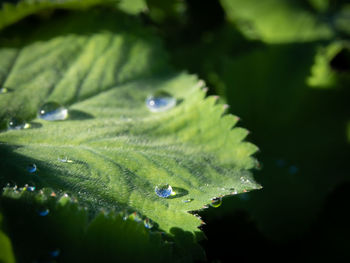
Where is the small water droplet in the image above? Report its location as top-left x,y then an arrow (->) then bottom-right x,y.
0,87 -> 8,94
240,176 -> 250,184
129,212 -> 142,222
183,198 -> 194,203
38,209 -> 49,216
146,91 -> 176,112
26,164 -> 37,173
144,218 -> 154,229
7,118 -> 30,130
26,185 -> 36,191
288,165 -> 299,175
58,156 -> 73,163
210,197 -> 222,208
50,249 -> 60,258
155,184 -> 173,198
38,102 -> 68,121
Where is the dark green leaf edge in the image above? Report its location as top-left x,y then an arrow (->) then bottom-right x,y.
0,186 -> 205,263
0,0 -> 119,31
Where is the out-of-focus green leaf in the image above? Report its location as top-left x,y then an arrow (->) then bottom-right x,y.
0,0 -> 121,31
0,213 -> 15,263
220,0 -> 334,43
0,187 -> 185,263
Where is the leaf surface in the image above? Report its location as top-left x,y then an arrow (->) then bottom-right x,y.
0,8 -> 260,234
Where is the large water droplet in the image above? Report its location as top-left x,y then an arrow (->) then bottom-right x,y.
38,102 -> 68,121
38,208 -> 49,216
155,184 -> 173,198
26,164 -> 37,173
146,91 -> 176,112
7,118 -> 30,130
210,197 -> 222,208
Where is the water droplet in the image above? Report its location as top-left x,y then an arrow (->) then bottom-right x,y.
210,197 -> 222,208
146,92 -> 176,112
183,198 -> 194,203
25,185 -> 36,192
288,165 -> 299,175
58,156 -> 73,163
128,212 -> 142,222
38,209 -> 49,216
0,87 -> 8,94
50,249 -> 60,258
155,184 -> 173,198
144,218 -> 154,229
240,176 -> 250,184
38,102 -> 68,121
26,164 -> 37,173
7,118 -> 30,130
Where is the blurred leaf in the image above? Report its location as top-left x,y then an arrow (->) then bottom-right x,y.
308,41 -> 350,88
0,187 -> 181,263
0,215 -> 15,263
118,0 -> 147,15
0,0 -> 121,30
220,0 -> 334,43
0,6 -> 260,239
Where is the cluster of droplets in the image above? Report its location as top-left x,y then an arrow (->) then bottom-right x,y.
123,211 -> 155,229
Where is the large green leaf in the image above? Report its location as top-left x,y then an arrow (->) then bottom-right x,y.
0,8 -> 260,236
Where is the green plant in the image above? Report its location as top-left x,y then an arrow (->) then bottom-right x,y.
0,1 -> 261,262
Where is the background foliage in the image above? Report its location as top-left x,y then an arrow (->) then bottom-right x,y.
0,0 -> 350,262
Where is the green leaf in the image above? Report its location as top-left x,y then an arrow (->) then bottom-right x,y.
0,8 -> 260,236
0,187 -> 183,263
0,0 -> 121,31
220,0 -> 334,43
0,213 -> 15,263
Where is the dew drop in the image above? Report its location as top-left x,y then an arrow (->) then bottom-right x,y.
26,185 -> 36,191
38,102 -> 68,121
38,208 -> 49,216
288,165 -> 299,175
50,249 -> 60,258
128,212 -> 142,222
146,91 -> 176,112
58,156 -> 73,163
0,87 -> 8,94
7,118 -> 30,130
210,197 -> 222,208
26,164 -> 37,173
155,184 -> 173,198
144,218 -> 154,229
183,198 -> 194,203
